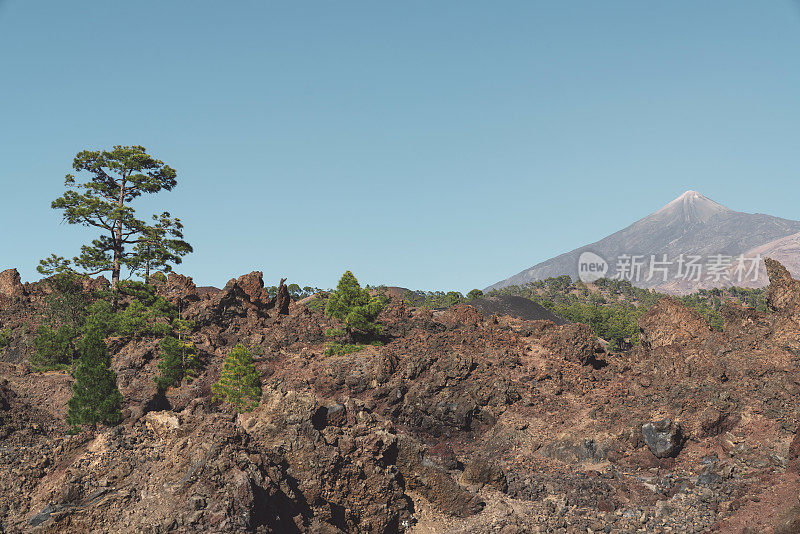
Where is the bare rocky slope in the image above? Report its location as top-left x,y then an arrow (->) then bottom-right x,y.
487,191 -> 800,294
0,263 -> 799,533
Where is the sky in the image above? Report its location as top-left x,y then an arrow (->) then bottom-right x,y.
1,1 -> 799,292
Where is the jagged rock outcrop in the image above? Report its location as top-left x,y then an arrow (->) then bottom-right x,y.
638,297 -> 711,349
239,390 -> 413,532
157,272 -> 200,303
0,379 -> 14,413
189,276 -> 268,327
235,271 -> 270,306
276,278 -> 290,315
462,458 -> 508,493
0,268 -> 25,298
765,256 -> 800,315
788,430 -> 800,474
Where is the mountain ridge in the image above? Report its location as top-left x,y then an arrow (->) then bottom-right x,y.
487,191 -> 800,294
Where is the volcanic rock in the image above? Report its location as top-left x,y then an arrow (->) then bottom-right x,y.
0,269 -> 24,298
160,272 -> 200,303
641,418 -> 683,458
539,322 -> 605,366
462,458 -> 508,493
639,297 -> 711,349
276,277 -> 290,315
787,427 -> 800,474
765,256 -> 800,315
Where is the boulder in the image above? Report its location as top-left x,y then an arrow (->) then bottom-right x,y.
462,458 -> 508,493
639,297 -> 711,349
641,418 -> 683,458
539,322 -> 605,366
311,403 -> 347,429
397,435 -> 484,517
0,379 -> 14,411
541,436 -> 609,463
144,411 -> 180,433
424,442 -> 460,470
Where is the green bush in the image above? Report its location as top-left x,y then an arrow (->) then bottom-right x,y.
155,336 -> 184,391
324,328 -> 346,338
31,325 -> 77,370
82,282 -> 175,339
42,272 -> 90,332
32,276 -> 178,370
115,299 -> 171,337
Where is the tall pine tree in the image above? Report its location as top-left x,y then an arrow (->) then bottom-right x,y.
67,330 -> 123,429
212,344 -> 261,413
41,145 -> 192,288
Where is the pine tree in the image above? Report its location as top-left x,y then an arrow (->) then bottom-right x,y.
212,344 -> 261,413
155,335 -> 183,391
155,331 -> 200,391
66,330 -> 123,430
40,145 -> 192,288
325,271 -> 385,341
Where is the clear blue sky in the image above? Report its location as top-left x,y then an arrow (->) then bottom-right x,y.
2,1 -> 799,291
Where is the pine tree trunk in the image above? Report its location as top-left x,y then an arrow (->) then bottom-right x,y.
112,178 -> 126,289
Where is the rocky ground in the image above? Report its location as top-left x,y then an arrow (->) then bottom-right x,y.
0,260 -> 799,533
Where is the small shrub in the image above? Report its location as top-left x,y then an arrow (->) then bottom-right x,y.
0,329 -> 11,348
155,336 -> 184,391
324,328 -> 345,338
85,282 -> 176,339
42,272 -> 90,331
31,325 -> 77,370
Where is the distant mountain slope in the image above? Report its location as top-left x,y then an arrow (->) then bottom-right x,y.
487,191 -> 800,293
